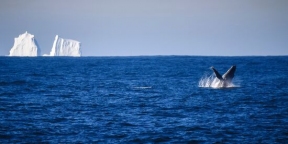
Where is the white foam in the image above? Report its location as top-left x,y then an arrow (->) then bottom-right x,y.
198,74 -> 238,88
134,86 -> 152,89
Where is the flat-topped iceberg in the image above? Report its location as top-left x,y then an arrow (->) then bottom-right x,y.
9,31 -> 40,56
48,35 -> 81,56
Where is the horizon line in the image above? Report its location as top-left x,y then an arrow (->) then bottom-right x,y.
1,54 -> 288,57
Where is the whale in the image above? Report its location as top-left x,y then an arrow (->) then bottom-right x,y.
210,65 -> 236,87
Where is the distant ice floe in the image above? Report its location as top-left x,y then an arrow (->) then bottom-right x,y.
9,31 -> 40,56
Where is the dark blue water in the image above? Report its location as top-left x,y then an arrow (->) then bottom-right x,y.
0,56 -> 288,143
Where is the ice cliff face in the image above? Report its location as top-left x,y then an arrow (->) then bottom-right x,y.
49,35 -> 81,56
9,31 -> 40,56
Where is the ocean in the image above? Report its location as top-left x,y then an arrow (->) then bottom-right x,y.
0,56 -> 287,143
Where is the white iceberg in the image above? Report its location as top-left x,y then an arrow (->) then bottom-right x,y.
9,31 -> 41,56
48,35 -> 81,56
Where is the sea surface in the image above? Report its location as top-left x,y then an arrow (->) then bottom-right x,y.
0,56 -> 287,143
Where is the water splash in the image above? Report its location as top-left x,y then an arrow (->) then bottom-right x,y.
133,86 -> 152,89
198,74 -> 238,88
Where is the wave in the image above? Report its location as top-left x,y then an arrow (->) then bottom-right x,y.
0,80 -> 27,86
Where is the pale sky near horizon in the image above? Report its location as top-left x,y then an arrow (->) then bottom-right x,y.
0,0 -> 288,56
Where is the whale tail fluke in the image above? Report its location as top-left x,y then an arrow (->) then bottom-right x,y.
211,65 -> 236,82
210,66 -> 224,81
199,65 -> 237,88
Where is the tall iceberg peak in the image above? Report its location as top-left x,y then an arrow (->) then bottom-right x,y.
49,35 -> 81,56
9,31 -> 41,56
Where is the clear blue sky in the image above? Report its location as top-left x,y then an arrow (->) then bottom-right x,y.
0,0 -> 288,56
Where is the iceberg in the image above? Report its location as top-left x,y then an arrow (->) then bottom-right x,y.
9,31 -> 41,56
49,35 -> 81,56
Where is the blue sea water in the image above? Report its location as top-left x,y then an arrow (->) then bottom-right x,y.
0,56 -> 287,143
